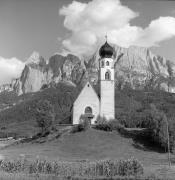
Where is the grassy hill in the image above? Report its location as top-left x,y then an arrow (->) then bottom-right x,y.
1,128 -> 175,178
1,87 -> 175,177
1,83 -> 175,137
0,82 -> 79,137
0,128 -> 172,164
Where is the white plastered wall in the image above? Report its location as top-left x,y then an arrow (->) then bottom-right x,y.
73,82 -> 100,124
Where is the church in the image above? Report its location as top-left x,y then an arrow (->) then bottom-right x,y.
73,39 -> 115,124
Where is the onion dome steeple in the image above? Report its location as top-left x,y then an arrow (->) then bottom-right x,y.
99,35 -> 114,58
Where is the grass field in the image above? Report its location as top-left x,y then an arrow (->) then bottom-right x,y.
0,129 -> 175,178
0,172 -> 59,180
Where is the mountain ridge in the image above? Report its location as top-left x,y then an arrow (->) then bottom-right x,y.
1,45 -> 175,95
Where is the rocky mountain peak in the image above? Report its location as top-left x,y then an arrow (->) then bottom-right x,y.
25,51 -> 46,67
2,45 -> 175,95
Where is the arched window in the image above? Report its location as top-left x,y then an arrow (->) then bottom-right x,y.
105,71 -> 111,80
101,61 -> 104,67
106,61 -> 109,66
85,106 -> 92,114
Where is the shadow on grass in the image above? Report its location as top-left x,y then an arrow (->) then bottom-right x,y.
132,136 -> 165,153
19,129 -> 63,145
118,127 -> 165,153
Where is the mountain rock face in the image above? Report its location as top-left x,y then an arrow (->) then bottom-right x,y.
0,84 -> 13,93
13,52 -> 86,95
87,45 -> 175,92
115,46 -> 175,92
0,78 -> 19,93
4,45 -> 175,95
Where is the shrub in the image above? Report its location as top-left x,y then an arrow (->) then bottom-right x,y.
95,116 -> 108,124
95,123 -> 112,131
41,84 -> 49,90
108,120 -> 122,131
117,111 -> 150,128
71,119 -> 90,133
95,119 -> 120,132
71,124 -> 85,133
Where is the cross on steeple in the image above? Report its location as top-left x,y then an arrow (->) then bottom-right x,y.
105,33 -> 108,42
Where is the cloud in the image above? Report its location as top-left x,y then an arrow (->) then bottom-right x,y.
134,17 -> 175,47
59,0 -> 175,56
0,57 -> 24,85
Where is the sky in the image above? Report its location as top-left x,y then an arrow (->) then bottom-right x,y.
0,0 -> 175,84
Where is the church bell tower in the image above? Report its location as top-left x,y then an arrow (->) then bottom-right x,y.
99,37 -> 115,120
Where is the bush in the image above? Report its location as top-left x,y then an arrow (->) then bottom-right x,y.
95,123 -> 112,131
108,120 -> 122,131
71,119 -> 90,133
71,124 -> 85,133
95,119 -> 121,132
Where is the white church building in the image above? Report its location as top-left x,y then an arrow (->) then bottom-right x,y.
73,40 -> 115,124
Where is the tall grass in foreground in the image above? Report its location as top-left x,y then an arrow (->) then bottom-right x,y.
0,158 -> 143,177
0,172 -> 174,180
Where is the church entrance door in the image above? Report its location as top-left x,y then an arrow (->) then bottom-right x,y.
83,106 -> 94,126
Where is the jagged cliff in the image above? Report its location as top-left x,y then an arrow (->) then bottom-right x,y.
12,52 -> 86,95
87,45 -> 175,92
2,45 -> 175,95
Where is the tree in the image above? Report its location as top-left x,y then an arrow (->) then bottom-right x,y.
35,100 -> 55,135
148,104 -> 168,149
167,117 -> 175,152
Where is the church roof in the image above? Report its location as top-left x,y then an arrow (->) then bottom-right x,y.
92,82 -> 100,98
